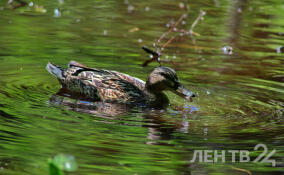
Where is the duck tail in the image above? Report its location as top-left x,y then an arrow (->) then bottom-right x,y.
46,62 -> 65,80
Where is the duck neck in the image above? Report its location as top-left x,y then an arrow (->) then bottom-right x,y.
144,85 -> 169,108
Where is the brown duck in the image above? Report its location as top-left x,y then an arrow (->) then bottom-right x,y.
46,61 -> 195,108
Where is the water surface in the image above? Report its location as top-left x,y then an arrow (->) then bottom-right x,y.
0,0 -> 283,174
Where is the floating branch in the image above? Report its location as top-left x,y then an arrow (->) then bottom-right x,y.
142,2 -> 206,67
188,10 -> 206,35
161,36 -> 176,50
142,46 -> 161,67
142,13 -> 187,67
157,14 -> 186,43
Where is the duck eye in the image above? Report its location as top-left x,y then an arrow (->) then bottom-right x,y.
160,72 -> 179,88
160,72 -> 169,78
160,72 -> 175,81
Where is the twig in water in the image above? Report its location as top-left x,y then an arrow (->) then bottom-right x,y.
231,166 -> 252,175
161,36 -> 176,50
142,13 -> 187,67
142,3 -> 206,66
143,13 -> 187,67
188,9 -> 206,35
157,14 -> 186,43
142,46 -> 161,67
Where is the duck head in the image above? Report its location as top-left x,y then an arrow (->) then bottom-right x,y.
145,67 -> 195,101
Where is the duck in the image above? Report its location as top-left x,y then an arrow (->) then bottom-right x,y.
46,61 -> 195,108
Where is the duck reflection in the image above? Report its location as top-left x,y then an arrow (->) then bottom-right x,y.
49,88 -> 130,118
48,88 -> 195,140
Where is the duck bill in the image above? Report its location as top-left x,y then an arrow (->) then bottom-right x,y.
171,85 -> 195,102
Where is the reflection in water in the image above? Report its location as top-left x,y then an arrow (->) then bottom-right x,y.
49,91 -> 130,117
143,110 -> 190,143
48,89 -> 195,174
49,88 -> 194,142
48,88 -> 195,174
226,0 -> 248,46
49,88 -> 192,131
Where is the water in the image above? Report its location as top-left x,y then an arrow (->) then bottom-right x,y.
0,0 -> 283,174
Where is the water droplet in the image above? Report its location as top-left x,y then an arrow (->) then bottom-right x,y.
165,55 -> 169,59
138,38 -> 143,43
103,30 -> 108,35
237,8 -> 242,13
54,8 -> 61,18
36,5 -> 47,13
190,106 -> 199,112
214,0 -> 220,7
65,162 -> 71,169
206,90 -> 211,95
182,20 -> 186,25
276,46 -> 284,53
179,2 -> 185,9
166,23 -> 170,28
222,46 -> 233,55
145,6 -> 150,11
29,2 -> 33,6
76,18 -> 80,23
204,127 -> 208,135
50,154 -> 77,172
173,55 -> 176,59
128,5 -> 134,12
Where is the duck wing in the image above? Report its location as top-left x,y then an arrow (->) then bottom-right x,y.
56,61 -> 147,103
68,60 -> 146,91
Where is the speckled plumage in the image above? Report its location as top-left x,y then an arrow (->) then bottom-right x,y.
46,61 -> 195,108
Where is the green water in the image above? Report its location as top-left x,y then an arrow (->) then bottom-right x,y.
0,0 -> 283,174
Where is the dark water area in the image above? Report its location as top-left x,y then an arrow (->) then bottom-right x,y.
0,0 -> 283,174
